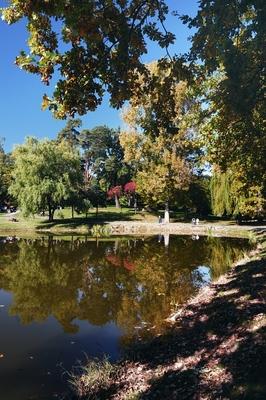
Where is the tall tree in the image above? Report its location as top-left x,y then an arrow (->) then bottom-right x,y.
56,118 -> 82,148
0,140 -> 13,206
1,1 -> 177,118
9,137 -> 82,221
80,126 -> 132,192
183,0 -> 265,121
182,2 -> 266,193
210,167 -> 265,219
210,169 -> 235,217
120,130 -> 191,209
120,63 -> 200,215
193,72 -> 265,216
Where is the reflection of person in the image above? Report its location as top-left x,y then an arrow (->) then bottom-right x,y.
164,233 -> 169,247
192,234 -> 199,240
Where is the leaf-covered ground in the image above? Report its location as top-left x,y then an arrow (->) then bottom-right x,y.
76,239 -> 266,400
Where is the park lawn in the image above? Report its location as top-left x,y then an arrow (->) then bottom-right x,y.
0,206 -> 245,236
0,206 -> 159,234
0,212 -> 44,232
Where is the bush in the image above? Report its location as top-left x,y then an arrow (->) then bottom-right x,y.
90,224 -> 111,237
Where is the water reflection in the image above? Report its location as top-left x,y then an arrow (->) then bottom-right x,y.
0,235 -> 251,342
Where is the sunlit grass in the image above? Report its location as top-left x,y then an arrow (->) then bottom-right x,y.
0,208 -> 263,238
0,206 -> 158,233
69,356 -> 116,398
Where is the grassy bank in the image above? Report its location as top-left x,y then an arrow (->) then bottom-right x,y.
70,232 -> 266,400
0,206 -> 157,234
0,207 -> 261,238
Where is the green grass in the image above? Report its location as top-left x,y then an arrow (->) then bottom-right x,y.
69,356 -> 116,398
0,207 -> 263,236
0,206 -> 158,234
53,205 -> 158,222
0,212 -> 43,231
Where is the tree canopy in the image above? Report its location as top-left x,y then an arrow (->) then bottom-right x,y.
80,125 -> 132,190
1,1 -> 265,217
0,142 -> 13,206
184,1 -> 265,198
120,63 -> 200,208
184,0 -> 265,121
120,130 -> 191,207
1,0 -> 176,118
210,167 -> 265,219
9,137 -> 82,220
56,118 -> 82,148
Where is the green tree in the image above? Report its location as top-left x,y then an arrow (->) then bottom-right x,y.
187,176 -> 211,217
183,0 -> 265,122
120,64 -> 200,213
0,140 -> 13,206
56,118 -> 82,148
1,1 -> 176,118
121,130 -> 191,209
190,70 -> 265,219
183,2 -> 266,196
210,169 -> 235,217
57,119 -> 91,218
210,167 -> 265,219
80,126 -> 132,192
9,137 -> 83,221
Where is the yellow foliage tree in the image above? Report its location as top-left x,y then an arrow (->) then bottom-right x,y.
120,62 -> 199,214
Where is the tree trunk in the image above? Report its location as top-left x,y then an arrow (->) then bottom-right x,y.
164,202 -> 170,223
71,204 -> 74,219
48,206 -> 54,222
115,194 -> 121,208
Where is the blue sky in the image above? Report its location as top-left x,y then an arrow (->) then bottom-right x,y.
0,0 -> 198,152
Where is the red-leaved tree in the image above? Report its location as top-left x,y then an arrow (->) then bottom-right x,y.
124,181 -> 137,207
107,185 -> 122,208
124,181 -> 136,193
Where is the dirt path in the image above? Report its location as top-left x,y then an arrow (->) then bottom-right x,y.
109,221 -> 266,237
75,243 -> 266,400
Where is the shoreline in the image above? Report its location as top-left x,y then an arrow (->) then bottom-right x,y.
108,221 -> 262,238
0,220 -> 264,238
71,233 -> 266,400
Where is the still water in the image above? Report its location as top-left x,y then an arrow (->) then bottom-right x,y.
0,234 -> 252,399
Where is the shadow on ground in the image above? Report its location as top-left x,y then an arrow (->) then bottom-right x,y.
35,211 -> 136,230
81,252 -> 266,400
135,257 -> 265,399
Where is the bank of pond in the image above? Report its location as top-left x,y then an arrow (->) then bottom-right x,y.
0,234 -> 254,399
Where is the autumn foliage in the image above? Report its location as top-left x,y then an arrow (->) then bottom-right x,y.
124,181 -> 136,194
107,186 -> 122,200
107,182 -> 136,200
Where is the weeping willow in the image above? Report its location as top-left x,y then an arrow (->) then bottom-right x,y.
210,170 -> 235,216
211,167 -> 265,218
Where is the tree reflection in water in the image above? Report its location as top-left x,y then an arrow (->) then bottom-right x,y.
0,235 -> 252,343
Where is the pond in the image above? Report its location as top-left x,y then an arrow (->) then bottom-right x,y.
0,234 -> 252,399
